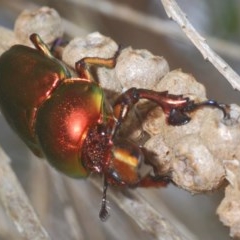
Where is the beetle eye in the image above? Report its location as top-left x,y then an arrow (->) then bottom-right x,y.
109,140 -> 149,186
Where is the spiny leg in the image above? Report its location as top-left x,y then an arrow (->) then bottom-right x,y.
75,46 -> 121,80
112,87 -> 190,136
113,87 -> 227,128
113,88 -> 191,126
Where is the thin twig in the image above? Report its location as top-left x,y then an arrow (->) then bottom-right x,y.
0,146 -> 51,240
160,0 -> 240,91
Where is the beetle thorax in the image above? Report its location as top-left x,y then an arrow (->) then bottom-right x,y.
81,124 -> 113,173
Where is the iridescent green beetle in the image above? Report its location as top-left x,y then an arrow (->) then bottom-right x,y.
0,34 -> 226,220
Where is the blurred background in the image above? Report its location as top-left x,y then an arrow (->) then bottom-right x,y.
0,0 -> 240,239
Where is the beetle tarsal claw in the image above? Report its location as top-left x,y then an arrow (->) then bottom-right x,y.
187,100 -> 228,118
169,99 -> 228,125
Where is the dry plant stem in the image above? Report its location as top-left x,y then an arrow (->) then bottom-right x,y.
90,178 -> 191,240
0,147 -> 51,240
111,191 -> 190,240
47,170 -> 86,240
160,0 -> 240,91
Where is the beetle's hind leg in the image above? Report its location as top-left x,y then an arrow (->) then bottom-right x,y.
75,46 -> 121,81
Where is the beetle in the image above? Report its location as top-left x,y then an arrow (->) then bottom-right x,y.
0,33 -> 227,221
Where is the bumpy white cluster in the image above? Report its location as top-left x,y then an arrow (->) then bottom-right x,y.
14,7 -> 63,46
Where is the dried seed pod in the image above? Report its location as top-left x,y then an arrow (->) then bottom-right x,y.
14,6 -> 63,46
156,69 -> 206,98
144,107 -> 226,192
115,47 -> 169,90
172,134 -> 225,192
217,160 -> 240,239
144,135 -> 171,175
200,104 -> 240,160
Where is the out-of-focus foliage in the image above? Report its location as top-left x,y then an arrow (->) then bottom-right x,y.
208,0 -> 240,42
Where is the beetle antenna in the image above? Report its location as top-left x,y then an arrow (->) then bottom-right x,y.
99,176 -> 110,221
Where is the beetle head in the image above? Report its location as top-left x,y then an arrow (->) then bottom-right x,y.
81,122 -> 149,221
81,123 -> 112,174
81,123 -> 147,186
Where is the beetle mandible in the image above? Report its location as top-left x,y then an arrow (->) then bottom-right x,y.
0,33 -> 227,220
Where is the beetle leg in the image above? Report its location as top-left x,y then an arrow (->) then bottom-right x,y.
112,87 -> 190,133
136,174 -> 171,188
30,33 -> 53,58
99,176 -> 110,221
75,46 -> 121,80
112,87 -> 227,129
50,38 -> 69,58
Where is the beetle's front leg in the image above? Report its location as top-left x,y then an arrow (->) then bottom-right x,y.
113,87 -> 227,128
112,87 -> 192,129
